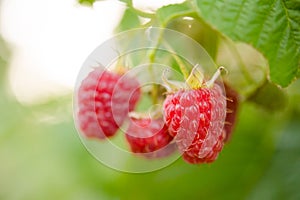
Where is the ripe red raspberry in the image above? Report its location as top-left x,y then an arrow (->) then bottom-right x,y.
182,131 -> 225,164
163,84 -> 226,163
77,68 -> 140,139
125,117 -> 174,158
224,83 -> 239,142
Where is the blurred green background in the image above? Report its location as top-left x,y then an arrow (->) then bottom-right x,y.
1,0 -> 300,200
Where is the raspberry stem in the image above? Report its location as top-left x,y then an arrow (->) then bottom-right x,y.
162,40 -> 190,80
162,68 -> 186,91
185,64 -> 204,89
205,66 -> 227,88
110,47 -> 127,74
148,28 -> 165,104
126,0 -> 155,19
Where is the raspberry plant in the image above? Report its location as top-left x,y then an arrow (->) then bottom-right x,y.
0,0 -> 300,199
77,0 -> 300,165
79,0 -> 299,107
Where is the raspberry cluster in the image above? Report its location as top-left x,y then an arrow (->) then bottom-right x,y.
76,67 -> 239,164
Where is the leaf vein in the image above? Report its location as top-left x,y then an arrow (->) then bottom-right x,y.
254,0 -> 277,47
230,0 -> 248,33
281,0 -> 300,48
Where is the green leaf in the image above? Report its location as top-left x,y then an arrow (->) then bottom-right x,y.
118,0 -> 132,5
115,8 -> 140,33
248,81 -> 288,111
156,2 -> 195,26
78,0 -> 96,6
194,0 -> 300,87
217,41 -> 268,98
167,16 -> 219,59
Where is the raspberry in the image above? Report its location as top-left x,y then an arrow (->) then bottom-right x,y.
77,68 -> 140,139
125,117 -> 174,158
163,84 -> 226,163
182,131 -> 225,164
224,83 -> 239,142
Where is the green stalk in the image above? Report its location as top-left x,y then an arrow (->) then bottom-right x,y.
147,28 -> 165,104
126,0 -> 155,18
162,40 -> 190,80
